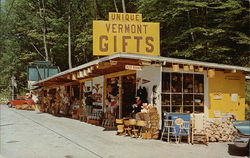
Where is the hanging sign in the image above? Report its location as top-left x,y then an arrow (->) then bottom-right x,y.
93,12 -> 160,56
125,65 -> 142,71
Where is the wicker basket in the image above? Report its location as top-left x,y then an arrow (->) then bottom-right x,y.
136,120 -> 147,127
129,119 -> 137,125
117,125 -> 124,132
116,119 -> 124,124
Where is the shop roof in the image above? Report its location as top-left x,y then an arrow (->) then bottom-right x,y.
33,53 -> 250,87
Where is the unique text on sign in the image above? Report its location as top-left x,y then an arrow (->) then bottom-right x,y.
93,13 -> 160,56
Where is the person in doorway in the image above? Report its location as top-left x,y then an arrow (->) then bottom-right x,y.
85,92 -> 93,115
131,96 -> 142,114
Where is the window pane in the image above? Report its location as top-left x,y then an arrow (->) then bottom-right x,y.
194,74 -> 204,93
171,73 -> 182,93
162,73 -> 170,92
194,94 -> 204,106
172,94 -> 182,105
183,74 -> 193,93
162,94 -> 170,106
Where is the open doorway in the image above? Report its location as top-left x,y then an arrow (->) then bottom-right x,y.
121,74 -> 136,117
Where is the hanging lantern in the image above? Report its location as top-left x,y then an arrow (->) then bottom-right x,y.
198,67 -> 204,72
83,69 -> 88,77
95,64 -> 99,69
189,65 -> 194,70
90,66 -> 94,71
72,73 -> 77,80
76,72 -> 80,78
66,75 -> 71,80
208,69 -> 215,78
183,65 -> 189,71
231,69 -> 237,73
87,68 -> 92,74
78,70 -> 84,78
172,64 -> 179,72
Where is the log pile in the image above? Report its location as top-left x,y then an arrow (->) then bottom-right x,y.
205,118 -> 237,142
136,106 -> 160,139
15,104 -> 35,110
148,107 -> 160,139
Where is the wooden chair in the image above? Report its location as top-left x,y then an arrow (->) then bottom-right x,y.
178,121 -> 191,143
191,114 -> 208,145
161,120 -> 178,143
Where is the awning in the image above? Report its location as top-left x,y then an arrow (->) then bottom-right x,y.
33,53 -> 250,87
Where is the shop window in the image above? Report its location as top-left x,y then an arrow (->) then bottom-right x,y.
161,72 -> 204,114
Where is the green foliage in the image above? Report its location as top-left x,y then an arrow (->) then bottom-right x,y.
0,0 -> 249,96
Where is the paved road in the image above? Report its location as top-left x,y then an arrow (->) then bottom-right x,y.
0,105 -> 248,158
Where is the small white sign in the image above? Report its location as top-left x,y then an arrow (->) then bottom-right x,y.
213,92 -> 222,100
125,65 -> 142,71
231,93 -> 238,102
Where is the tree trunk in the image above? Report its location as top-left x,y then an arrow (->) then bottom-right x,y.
38,0 -> 49,61
68,5 -> 72,69
113,0 -> 118,12
187,11 -> 195,42
122,0 -> 126,13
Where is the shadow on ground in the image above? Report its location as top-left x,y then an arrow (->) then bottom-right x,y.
102,128 -> 116,131
228,144 -> 249,157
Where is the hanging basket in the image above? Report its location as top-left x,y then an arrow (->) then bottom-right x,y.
172,64 -> 179,72
189,65 -> 194,70
183,65 -> 189,71
208,69 -> 215,78
198,67 -> 204,72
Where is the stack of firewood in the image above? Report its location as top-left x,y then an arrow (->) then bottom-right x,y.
15,104 -> 35,110
205,118 -> 237,142
148,107 -> 160,139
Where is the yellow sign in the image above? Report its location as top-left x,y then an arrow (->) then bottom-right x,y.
109,12 -> 142,22
93,13 -> 160,56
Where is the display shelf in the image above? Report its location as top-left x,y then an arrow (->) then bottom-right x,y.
161,71 -> 204,113
162,104 -> 170,107
162,92 -> 204,95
